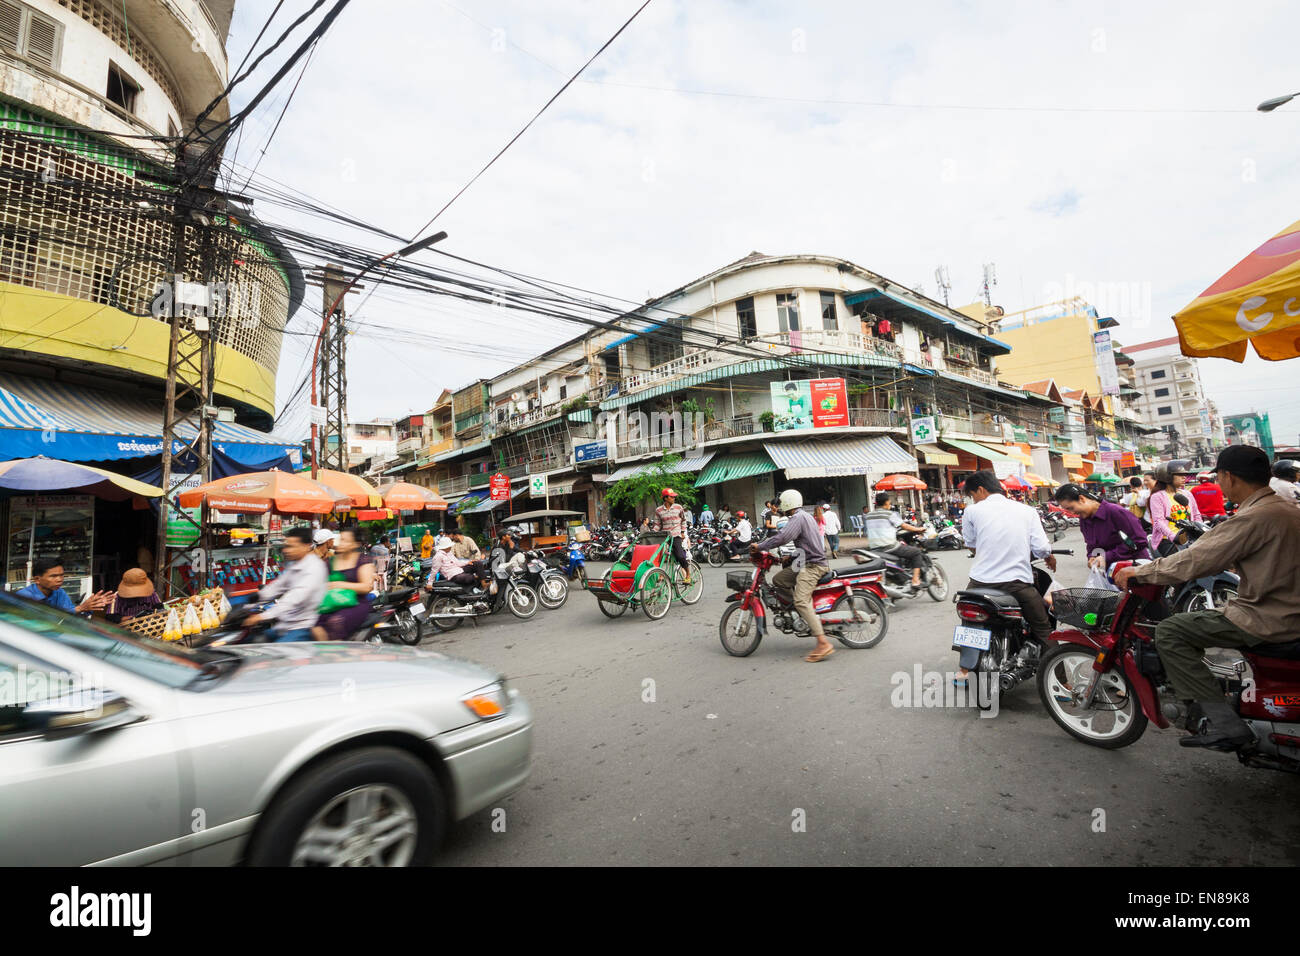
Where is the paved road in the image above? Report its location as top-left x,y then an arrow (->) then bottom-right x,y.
427,530 -> 1299,866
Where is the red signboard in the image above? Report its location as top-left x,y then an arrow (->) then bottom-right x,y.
810,378 -> 848,428
489,472 -> 511,501
1120,451 -> 1137,468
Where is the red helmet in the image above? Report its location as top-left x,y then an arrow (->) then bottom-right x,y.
661,488 -> 677,498
736,511 -> 746,518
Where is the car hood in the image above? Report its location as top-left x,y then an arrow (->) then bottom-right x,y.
198,642 -> 502,700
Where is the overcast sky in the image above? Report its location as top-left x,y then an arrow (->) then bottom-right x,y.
225,0 -> 1300,448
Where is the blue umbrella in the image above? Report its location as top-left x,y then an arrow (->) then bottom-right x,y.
0,456 -> 162,501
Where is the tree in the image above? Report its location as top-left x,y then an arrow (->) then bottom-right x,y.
604,453 -> 699,512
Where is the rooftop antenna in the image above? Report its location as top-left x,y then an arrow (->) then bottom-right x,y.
982,262 -> 998,307
934,265 -> 952,306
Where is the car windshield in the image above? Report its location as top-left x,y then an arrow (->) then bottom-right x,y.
0,591 -> 231,690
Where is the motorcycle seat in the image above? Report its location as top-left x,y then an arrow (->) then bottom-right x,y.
956,588 -> 1021,609
1247,639 -> 1300,660
848,557 -> 887,573
427,581 -> 467,592
375,587 -> 415,606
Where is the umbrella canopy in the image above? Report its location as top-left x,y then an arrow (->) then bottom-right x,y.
1001,474 -> 1033,491
873,473 -> 928,491
380,481 -> 449,512
315,469 -> 383,508
178,471 -> 351,514
0,456 -> 161,501
1174,218 -> 1300,361
1022,472 -> 1055,487
1086,472 -> 1120,484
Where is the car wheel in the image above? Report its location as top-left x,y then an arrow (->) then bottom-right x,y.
247,747 -> 445,866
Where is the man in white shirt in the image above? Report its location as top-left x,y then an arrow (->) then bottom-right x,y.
729,510 -> 753,556
247,527 -> 329,642
820,502 -> 843,558
957,471 -> 1056,677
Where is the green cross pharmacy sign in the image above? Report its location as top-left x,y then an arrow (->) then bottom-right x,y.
911,416 -> 936,444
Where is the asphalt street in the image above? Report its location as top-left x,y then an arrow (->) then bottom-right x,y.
427,529 -> 1299,866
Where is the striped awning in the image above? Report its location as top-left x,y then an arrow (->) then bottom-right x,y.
942,438 -> 1019,463
0,374 -> 302,466
695,452 -> 779,487
600,452 -> 715,483
763,436 -> 914,479
916,443 -> 959,466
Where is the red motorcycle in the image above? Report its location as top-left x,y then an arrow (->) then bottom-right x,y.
1037,572 -> 1300,774
718,548 -> 890,657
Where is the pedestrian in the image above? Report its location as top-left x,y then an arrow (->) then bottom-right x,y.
420,528 -> 435,560
699,502 -> 715,526
821,501 -> 842,558
1120,476 -> 1145,519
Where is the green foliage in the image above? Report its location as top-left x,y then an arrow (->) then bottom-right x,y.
560,395 -> 589,415
758,411 -> 776,430
604,453 -> 699,511
680,396 -> 715,422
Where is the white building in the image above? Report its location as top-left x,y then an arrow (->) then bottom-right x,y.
1124,336 -> 1224,457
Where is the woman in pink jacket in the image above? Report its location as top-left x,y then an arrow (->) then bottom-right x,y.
1147,460 -> 1201,553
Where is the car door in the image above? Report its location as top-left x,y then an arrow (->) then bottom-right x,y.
0,640 -> 187,866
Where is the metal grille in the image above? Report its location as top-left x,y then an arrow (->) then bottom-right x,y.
51,0 -> 183,112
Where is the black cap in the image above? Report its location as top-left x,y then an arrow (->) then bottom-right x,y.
1212,445 -> 1270,484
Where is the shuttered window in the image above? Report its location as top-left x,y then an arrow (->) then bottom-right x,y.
0,0 -> 62,71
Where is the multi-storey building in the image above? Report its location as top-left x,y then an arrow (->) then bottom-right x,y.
1125,336 -> 1225,463
342,419 -> 396,475
425,253 -> 1077,526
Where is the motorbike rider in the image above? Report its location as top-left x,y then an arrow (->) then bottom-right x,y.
1114,445 -> 1300,751
653,488 -> 693,584
427,538 -> 487,589
956,471 -> 1055,681
1148,460 -> 1202,553
1052,482 -> 1151,569
1270,459 -> 1300,505
863,492 -> 926,591
728,510 -> 753,556
750,489 -> 834,662
1190,472 -> 1227,518
245,526 -> 329,642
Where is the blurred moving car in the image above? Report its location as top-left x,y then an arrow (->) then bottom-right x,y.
0,592 -> 532,866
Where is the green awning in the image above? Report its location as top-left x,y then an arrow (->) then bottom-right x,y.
695,452 -> 779,487
941,438 -> 1018,463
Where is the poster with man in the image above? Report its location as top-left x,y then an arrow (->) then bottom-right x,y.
770,378 -> 847,431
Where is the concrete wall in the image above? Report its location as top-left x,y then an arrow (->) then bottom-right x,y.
993,313 -> 1101,394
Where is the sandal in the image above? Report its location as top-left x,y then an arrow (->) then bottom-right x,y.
804,646 -> 835,663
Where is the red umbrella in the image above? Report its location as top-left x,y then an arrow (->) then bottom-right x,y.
873,473 -> 928,490
1001,474 -> 1032,491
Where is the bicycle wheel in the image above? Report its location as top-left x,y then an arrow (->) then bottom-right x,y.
639,567 -> 673,620
673,561 -> 703,604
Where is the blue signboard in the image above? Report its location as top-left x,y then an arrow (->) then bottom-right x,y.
575,440 -> 608,463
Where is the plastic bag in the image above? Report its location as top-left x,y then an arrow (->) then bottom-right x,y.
318,587 -> 358,614
1085,566 -> 1119,592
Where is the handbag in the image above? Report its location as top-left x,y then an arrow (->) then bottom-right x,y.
317,569 -> 358,614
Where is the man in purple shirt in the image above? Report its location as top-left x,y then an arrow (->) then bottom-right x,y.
750,489 -> 833,662
1053,483 -> 1151,570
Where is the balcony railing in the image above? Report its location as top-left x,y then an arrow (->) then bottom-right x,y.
938,414 -> 1004,441
468,473 -> 491,489
848,408 -> 908,429
503,402 -> 564,432
438,475 -> 470,496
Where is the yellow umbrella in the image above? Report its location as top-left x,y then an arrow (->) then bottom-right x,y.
1022,472 -> 1053,487
1174,218 -> 1300,360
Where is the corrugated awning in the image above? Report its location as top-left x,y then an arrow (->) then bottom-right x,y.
941,438 -> 1018,463
916,443 -> 959,466
763,436 -> 914,479
0,374 -> 302,466
695,452 -> 779,487
464,486 -> 527,513
600,452 -> 715,483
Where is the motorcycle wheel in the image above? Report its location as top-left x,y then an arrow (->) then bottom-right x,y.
718,602 -> 761,657
574,565 -> 588,589
1177,585 -> 1237,615
427,596 -> 465,633
831,592 -> 888,649
507,583 -> 540,620
537,572 -> 569,610
394,608 -> 423,645
707,546 -> 726,569
926,562 -> 950,602
1037,644 -> 1149,749
673,561 -> 704,605
639,568 -> 673,621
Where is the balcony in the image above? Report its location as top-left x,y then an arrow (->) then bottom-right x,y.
468,473 -> 491,489
438,475 -> 470,496
938,414 -> 1003,442
848,408 -> 908,429
422,437 -> 456,460
903,349 -> 998,388
503,402 -> 564,433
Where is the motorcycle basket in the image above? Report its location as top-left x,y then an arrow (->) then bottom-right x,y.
1052,588 -> 1121,630
726,570 -> 752,592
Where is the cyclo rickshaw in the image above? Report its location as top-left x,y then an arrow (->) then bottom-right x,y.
583,531 -> 703,620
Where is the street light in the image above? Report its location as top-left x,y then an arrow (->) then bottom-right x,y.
1257,92 -> 1300,112
310,230 -> 448,477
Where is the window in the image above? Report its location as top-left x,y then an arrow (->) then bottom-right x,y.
1153,387 -> 1170,397
0,0 -> 63,71
106,62 -> 140,114
776,292 -> 800,333
559,383 -> 567,400
820,291 -> 838,331
1150,369 -> 1167,379
1157,406 -> 1173,416
735,296 -> 756,339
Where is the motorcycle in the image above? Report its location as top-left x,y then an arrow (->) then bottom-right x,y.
920,516 -> 965,551
718,547 -> 890,657
1037,574 -> 1300,772
424,553 -> 540,631
520,549 -> 571,610
545,540 -> 589,587
1159,520 -> 1240,614
865,530 -> 952,603
196,586 -> 427,648
951,548 -> 1074,698
703,529 -> 748,567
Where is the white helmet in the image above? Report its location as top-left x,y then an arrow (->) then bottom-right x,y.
778,489 -> 803,513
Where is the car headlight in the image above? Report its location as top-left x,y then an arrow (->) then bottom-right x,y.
461,681 -> 509,720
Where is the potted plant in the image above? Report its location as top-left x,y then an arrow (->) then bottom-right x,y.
759,411 -> 776,432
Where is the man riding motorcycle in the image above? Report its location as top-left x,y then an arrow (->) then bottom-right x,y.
1270,459 -> 1300,505
729,511 -> 753,556
749,489 -> 834,663
862,492 -> 926,591
1114,445 -> 1300,751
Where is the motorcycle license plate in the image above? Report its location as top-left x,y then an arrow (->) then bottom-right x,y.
409,602 -> 425,616
952,625 -> 992,650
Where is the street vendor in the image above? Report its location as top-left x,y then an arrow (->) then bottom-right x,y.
16,557 -> 113,617
105,568 -> 163,624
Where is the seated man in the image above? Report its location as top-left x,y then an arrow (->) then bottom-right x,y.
728,511 -> 753,555
427,539 -> 485,589
862,492 -> 925,591
1115,445 -> 1300,751
449,531 -> 482,562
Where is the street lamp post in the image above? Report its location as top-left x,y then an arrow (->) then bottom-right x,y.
310,231 -> 447,478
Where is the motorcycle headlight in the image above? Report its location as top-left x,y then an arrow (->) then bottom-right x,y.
461,681 -> 510,720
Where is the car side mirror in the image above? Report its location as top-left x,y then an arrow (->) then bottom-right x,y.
32,690 -> 144,741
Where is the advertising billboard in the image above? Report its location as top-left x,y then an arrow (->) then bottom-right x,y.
769,378 -> 848,431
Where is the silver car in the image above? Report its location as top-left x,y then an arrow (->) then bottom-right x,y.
0,593 -> 532,866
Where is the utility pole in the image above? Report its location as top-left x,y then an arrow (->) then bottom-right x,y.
312,264 -> 352,474
154,142 -> 224,598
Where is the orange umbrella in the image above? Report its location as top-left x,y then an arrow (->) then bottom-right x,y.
178,471 -> 351,514
315,469 -> 383,508
873,473 -> 928,490
381,481 -> 449,512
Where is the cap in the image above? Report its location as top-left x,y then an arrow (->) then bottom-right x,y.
312,529 -> 335,545
436,539 -> 454,551
661,487 -> 678,498
1212,445 -> 1270,483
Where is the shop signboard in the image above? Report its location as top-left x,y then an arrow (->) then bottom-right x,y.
1120,451 -> 1137,468
769,378 -> 848,431
910,416 -> 936,445
529,474 -> 548,498
165,474 -> 203,548
1093,331 -> 1119,396
574,440 -> 607,463
489,472 -> 511,501
1098,436 -> 1122,462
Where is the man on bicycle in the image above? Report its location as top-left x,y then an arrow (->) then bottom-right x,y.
653,488 -> 693,585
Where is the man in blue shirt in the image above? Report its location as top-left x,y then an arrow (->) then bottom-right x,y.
16,558 -> 113,616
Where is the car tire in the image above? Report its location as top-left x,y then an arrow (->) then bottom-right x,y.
246,746 -> 446,867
